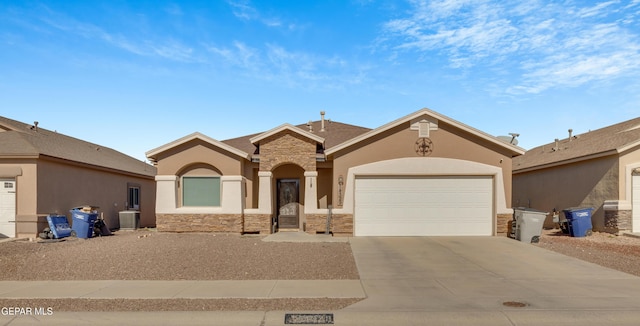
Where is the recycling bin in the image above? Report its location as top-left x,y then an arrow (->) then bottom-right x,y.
563,207 -> 593,237
70,208 -> 99,239
514,208 -> 548,243
46,215 -> 72,239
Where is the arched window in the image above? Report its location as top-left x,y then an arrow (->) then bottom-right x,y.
180,164 -> 222,207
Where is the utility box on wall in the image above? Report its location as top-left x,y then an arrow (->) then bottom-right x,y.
119,211 -> 140,230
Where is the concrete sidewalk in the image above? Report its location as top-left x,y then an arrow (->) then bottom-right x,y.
0,280 -> 365,299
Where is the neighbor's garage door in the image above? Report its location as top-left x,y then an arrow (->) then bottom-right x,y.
354,176 -> 493,236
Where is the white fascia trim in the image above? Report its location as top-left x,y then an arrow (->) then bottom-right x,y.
249,123 -> 325,145
326,108 -> 525,156
618,140 -> 640,154
146,132 -> 250,160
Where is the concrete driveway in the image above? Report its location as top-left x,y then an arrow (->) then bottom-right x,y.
334,236 -> 640,325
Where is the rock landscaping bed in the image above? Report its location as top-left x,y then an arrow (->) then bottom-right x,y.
534,229 -> 640,277
0,231 -> 359,281
0,230 -> 361,311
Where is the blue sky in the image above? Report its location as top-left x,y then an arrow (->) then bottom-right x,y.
1,0 -> 639,161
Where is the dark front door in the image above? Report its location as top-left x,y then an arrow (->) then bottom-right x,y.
277,179 -> 299,229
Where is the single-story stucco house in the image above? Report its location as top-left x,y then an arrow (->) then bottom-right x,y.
0,116 -> 157,238
146,109 -> 524,237
513,117 -> 640,233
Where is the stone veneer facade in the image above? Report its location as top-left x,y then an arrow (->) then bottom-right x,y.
497,213 -> 512,236
157,214 -> 243,233
306,213 -> 353,236
259,131 -> 317,172
244,214 -> 272,234
604,209 -> 632,233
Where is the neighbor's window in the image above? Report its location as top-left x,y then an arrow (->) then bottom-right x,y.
182,176 -> 221,207
128,186 -> 140,210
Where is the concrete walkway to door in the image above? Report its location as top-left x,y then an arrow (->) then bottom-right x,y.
337,236 -> 640,325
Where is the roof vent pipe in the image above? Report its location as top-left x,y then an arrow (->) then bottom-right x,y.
320,111 -> 326,132
568,129 -> 573,141
553,138 -> 559,151
307,120 -> 313,132
33,121 -> 39,132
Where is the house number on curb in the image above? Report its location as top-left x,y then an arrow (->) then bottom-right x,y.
285,313 -> 334,324
415,137 -> 433,156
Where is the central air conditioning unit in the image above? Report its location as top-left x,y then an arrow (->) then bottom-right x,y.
119,211 -> 140,230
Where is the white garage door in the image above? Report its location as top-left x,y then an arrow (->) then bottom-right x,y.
633,175 -> 640,233
0,180 -> 16,238
354,176 -> 493,236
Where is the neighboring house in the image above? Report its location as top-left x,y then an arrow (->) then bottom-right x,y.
146,109 -> 524,237
0,117 -> 156,238
513,117 -> 640,233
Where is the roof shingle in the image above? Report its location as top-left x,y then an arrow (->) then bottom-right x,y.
514,117 -> 640,172
0,116 -> 156,177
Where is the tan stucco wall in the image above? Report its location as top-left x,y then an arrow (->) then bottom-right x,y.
512,155 -> 619,231
154,139 -> 244,176
36,157 -> 156,231
331,121 -> 514,208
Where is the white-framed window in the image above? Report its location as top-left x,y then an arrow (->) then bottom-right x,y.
182,176 -> 221,207
128,185 -> 140,210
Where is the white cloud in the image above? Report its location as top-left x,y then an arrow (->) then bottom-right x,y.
576,1 -> 618,18
381,0 -> 640,95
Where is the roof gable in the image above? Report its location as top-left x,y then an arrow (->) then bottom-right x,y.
514,117 -> 640,172
249,123 -> 325,145
146,132 -> 250,162
325,108 -> 525,156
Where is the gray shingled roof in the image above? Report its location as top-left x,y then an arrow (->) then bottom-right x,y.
0,116 -> 156,177
514,117 -> 640,172
222,120 -> 372,154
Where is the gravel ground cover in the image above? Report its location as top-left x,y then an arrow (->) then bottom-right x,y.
0,231 -> 359,281
534,229 -> 640,277
0,231 -> 361,311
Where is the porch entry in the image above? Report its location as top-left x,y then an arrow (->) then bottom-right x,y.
277,179 -> 299,229
0,180 -> 16,238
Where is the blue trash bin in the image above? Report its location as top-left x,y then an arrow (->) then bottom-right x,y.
70,208 -> 99,239
46,215 -> 72,239
563,207 -> 593,237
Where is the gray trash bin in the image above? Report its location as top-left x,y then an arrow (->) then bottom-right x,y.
514,208 -> 548,243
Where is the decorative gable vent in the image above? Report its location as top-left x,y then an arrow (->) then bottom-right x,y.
411,118 -> 438,137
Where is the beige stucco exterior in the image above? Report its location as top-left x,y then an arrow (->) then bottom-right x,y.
147,109 -> 523,236
513,138 -> 640,233
3,156 -> 156,238
513,155 -> 618,230
330,120 -> 515,209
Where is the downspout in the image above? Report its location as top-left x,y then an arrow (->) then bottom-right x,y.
326,205 -> 332,235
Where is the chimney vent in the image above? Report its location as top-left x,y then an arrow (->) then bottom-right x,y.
568,129 -> 573,141
320,111 -> 326,132
33,121 -> 39,132
307,121 -> 313,132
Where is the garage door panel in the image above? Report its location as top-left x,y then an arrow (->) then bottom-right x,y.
355,176 -> 493,236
